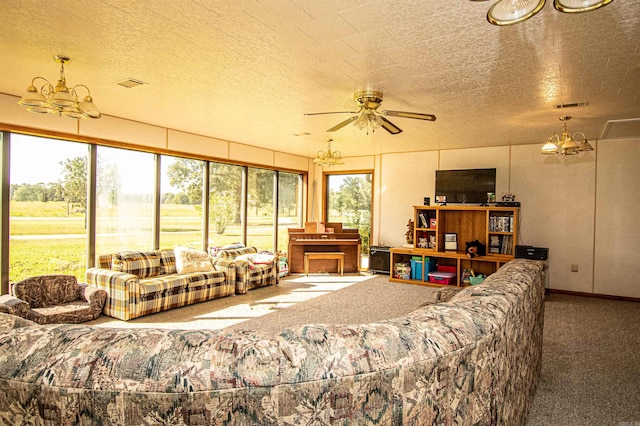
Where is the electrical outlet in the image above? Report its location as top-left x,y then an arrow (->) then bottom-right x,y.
571,264 -> 579,272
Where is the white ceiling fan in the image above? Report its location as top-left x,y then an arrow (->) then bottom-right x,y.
305,90 -> 436,135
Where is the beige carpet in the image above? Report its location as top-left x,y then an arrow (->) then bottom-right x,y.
86,273 -> 443,335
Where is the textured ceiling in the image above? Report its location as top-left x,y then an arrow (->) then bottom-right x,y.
0,0 -> 638,159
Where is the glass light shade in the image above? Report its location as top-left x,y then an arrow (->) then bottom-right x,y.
50,85 -> 76,108
18,86 -> 47,107
488,0 -> 546,25
62,106 -> 86,119
578,139 -> 594,151
554,0 -> 614,12
541,139 -> 559,154
561,137 -> 579,154
26,105 -> 55,114
79,96 -> 101,118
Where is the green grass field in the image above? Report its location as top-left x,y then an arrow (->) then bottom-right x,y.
9,201 -> 288,282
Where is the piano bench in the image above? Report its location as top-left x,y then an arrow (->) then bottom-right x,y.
304,252 -> 345,276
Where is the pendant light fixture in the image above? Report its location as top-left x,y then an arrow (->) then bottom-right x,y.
18,55 -> 101,119
475,0 -> 615,26
540,116 -> 594,155
487,0 -> 546,26
553,0 -> 614,13
313,139 -> 344,166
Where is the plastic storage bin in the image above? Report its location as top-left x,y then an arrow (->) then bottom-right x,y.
428,265 -> 457,284
427,271 -> 456,284
410,259 -> 423,280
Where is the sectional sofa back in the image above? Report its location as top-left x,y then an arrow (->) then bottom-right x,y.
0,259 -> 545,425
97,249 -> 177,278
214,246 -> 258,259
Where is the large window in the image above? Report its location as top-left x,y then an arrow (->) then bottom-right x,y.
208,162 -> 243,248
326,173 -> 372,254
160,156 -> 205,249
246,168 -> 275,251
95,147 -> 155,254
278,172 -> 303,251
3,131 -> 305,286
9,134 -> 88,282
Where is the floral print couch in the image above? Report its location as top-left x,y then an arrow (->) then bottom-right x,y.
0,259 -> 545,425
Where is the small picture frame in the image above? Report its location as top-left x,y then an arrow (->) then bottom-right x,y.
444,233 -> 458,251
436,195 -> 446,204
429,218 -> 437,228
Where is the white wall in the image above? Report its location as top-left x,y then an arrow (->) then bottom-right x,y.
511,144 -> 596,293
594,138 -> 640,298
378,151 -> 438,247
0,93 -> 310,172
367,141 -> 638,298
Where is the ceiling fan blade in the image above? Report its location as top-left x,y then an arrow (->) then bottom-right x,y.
304,111 -> 359,116
379,116 -> 403,135
327,116 -> 359,132
383,110 -> 437,121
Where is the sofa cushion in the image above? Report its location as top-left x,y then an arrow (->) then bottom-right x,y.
112,251 -> 161,278
216,246 -> 257,259
175,247 -> 215,273
155,249 -> 177,275
138,274 -> 190,296
236,253 -> 276,265
183,270 -> 226,289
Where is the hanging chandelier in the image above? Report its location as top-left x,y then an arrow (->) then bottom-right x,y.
313,139 -> 344,166
540,116 -> 594,155
18,55 -> 101,119
474,0 -> 615,26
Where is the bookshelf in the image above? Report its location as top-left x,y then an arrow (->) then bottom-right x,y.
391,205 -> 519,287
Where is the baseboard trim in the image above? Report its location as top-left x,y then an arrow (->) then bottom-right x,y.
548,289 -> 640,303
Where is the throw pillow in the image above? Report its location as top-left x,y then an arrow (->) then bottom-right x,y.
221,243 -> 245,250
112,251 -> 161,278
174,247 -> 215,273
236,253 -> 276,264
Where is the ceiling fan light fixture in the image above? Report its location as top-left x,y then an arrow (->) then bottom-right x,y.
487,0 -> 546,25
553,0 -> 614,13
305,90 -> 436,135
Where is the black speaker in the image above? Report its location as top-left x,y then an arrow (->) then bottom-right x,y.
515,245 -> 548,260
369,246 -> 391,274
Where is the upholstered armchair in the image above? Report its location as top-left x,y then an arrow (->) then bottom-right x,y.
212,246 -> 278,294
0,275 -> 107,324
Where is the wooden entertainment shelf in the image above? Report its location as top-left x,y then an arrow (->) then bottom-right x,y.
390,205 -> 519,287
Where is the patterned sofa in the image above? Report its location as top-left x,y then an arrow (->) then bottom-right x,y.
85,248 -> 236,321
212,246 -> 279,294
0,275 -> 106,324
0,259 -> 545,425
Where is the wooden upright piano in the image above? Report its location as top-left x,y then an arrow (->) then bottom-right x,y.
288,222 -> 361,274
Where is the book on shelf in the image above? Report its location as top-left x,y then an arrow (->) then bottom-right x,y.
500,235 -> 513,254
489,235 -> 501,253
489,215 -> 514,232
418,213 -> 429,228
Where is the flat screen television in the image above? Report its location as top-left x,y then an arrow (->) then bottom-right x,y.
435,168 -> 496,204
